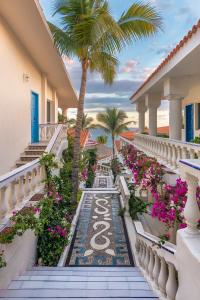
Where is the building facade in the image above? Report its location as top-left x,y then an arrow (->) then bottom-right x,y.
0,0 -> 77,175
130,21 -> 200,143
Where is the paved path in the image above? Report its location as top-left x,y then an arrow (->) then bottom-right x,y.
68,190 -> 133,266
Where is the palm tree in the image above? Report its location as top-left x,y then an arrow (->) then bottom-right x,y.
82,113 -> 96,130
96,135 -> 108,144
97,108 -> 133,156
50,0 -> 162,202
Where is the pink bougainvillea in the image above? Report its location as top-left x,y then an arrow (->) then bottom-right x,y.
121,144 -> 195,233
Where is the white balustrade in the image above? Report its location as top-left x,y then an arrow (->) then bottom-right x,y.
179,159 -> 200,234
121,134 -> 200,173
39,124 -> 58,142
0,124 -> 67,224
114,174 -> 178,299
135,232 -> 177,300
115,175 -> 130,215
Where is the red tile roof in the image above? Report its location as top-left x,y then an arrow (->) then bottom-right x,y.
157,126 -> 169,134
145,126 -> 169,135
68,128 -> 89,148
119,131 -> 136,140
119,127 -> 169,140
130,20 -> 200,100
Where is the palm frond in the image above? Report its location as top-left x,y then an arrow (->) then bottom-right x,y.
48,22 -> 75,56
118,2 -> 162,42
90,51 -> 118,84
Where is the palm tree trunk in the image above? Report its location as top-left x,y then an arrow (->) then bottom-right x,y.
72,59 -> 89,203
112,134 -> 115,158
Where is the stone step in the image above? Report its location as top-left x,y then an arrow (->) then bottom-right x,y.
24,149 -> 44,155
28,144 -> 47,150
15,160 -> 27,168
8,280 -> 150,290
0,289 -> 157,298
25,269 -> 142,277
20,155 -> 40,162
13,275 -> 146,282
0,296 -> 158,300
30,266 -> 138,271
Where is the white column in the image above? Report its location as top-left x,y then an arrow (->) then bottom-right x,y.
169,98 -> 182,140
139,111 -> 145,133
149,107 -> 157,136
136,101 -> 147,133
146,93 -> 161,136
63,108 -> 68,118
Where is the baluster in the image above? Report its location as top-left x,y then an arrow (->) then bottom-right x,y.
140,242 -> 145,268
30,169 -> 36,193
188,148 -> 196,159
158,257 -> 168,296
16,176 -> 25,207
25,172 -> 32,198
182,147 -> 188,159
167,145 -> 173,167
152,251 -> 160,288
184,173 -> 200,233
166,263 -> 178,300
171,145 -> 178,169
144,246 -> 150,274
138,241 -> 142,266
148,247 -> 155,280
0,186 -> 8,220
176,146 -> 182,167
8,181 -> 17,212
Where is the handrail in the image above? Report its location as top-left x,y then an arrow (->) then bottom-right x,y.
121,133 -> 200,173
0,124 -> 67,223
0,124 -> 63,188
134,221 -> 176,255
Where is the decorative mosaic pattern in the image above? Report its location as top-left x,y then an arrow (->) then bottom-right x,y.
93,176 -> 113,188
68,192 -> 133,266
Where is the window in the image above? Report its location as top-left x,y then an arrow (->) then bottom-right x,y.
47,100 -> 51,123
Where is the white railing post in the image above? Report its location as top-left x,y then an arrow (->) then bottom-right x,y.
166,262 -> 178,300
184,173 -> 200,233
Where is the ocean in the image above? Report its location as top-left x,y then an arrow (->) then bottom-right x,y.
89,128 -> 137,147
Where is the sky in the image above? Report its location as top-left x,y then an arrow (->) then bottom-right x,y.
40,0 -> 200,127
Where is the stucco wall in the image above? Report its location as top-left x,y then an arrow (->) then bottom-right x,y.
0,17 -> 56,175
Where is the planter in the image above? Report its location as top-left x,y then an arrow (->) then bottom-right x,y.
0,229 -> 37,289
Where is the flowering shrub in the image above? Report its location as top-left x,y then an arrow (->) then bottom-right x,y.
121,144 -> 198,241
151,178 -> 188,230
0,207 -> 39,244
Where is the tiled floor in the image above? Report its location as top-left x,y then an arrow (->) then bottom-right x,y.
67,191 -> 133,266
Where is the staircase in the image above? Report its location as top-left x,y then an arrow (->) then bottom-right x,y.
15,143 -> 47,168
0,266 -> 158,299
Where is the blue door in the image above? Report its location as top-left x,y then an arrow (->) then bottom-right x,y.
31,92 -> 39,143
185,104 -> 194,142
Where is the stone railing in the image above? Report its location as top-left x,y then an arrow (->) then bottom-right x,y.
116,174 -> 178,299
115,175 -> 130,214
135,222 -> 178,300
0,124 -> 67,226
179,159 -> 200,233
121,134 -> 200,173
39,124 -> 58,142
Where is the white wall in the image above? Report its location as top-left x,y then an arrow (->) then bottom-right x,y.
0,16 -> 57,175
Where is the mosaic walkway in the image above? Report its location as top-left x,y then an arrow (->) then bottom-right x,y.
67,176 -> 133,266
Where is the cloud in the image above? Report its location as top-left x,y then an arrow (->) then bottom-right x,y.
120,59 -> 138,73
